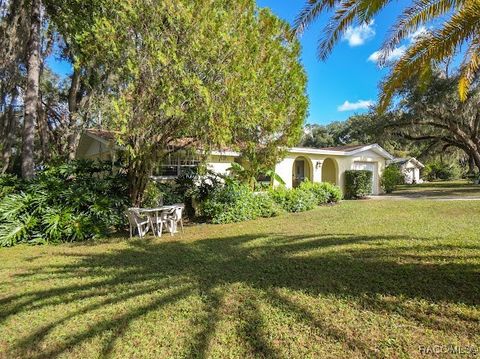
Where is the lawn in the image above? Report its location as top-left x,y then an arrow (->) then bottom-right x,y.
1,200 -> 479,358
394,180 -> 480,198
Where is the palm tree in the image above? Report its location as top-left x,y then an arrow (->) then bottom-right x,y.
294,0 -> 480,110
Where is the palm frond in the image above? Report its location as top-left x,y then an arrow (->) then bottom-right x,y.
379,1 -> 480,110
318,0 -> 358,61
380,0 -> 460,65
356,0 -> 391,23
459,35 -> 480,100
293,0 -> 338,36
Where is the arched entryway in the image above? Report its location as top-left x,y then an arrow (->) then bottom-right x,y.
292,156 -> 312,187
322,158 -> 337,185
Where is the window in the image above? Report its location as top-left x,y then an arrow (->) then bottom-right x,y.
154,152 -> 200,177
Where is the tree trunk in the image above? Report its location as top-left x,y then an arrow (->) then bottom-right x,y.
67,131 -> 81,160
37,97 -> 50,162
67,66 -> 81,160
471,150 -> 480,173
1,95 -> 18,174
21,0 -> 41,179
468,154 -> 476,174
128,161 -> 150,207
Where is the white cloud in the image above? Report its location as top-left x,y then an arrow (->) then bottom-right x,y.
368,45 -> 406,63
337,100 -> 374,112
343,20 -> 375,47
408,26 -> 427,42
368,26 -> 429,65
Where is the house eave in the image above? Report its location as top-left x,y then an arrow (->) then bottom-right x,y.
288,144 -> 394,160
407,157 -> 425,168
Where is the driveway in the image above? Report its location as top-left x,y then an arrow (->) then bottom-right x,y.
372,180 -> 480,201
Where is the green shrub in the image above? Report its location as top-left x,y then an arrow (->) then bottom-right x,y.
254,192 -> 284,218
466,171 -> 480,184
321,182 -> 343,203
381,165 -> 404,193
298,180 -> 342,204
143,181 -> 164,207
201,182 -> 282,224
143,181 -> 183,207
424,161 -> 461,181
186,171 -> 225,203
344,170 -> 372,199
0,161 -> 129,247
269,186 -> 317,213
175,169 -> 226,218
0,174 -> 22,200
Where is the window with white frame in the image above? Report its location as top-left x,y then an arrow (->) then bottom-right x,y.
155,151 -> 200,177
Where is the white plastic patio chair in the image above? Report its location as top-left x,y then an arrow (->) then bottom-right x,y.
158,205 -> 184,236
126,208 -> 150,238
150,208 -> 172,237
168,204 -> 185,234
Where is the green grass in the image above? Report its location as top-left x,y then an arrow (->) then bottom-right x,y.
1,200 -> 479,358
395,180 -> 480,198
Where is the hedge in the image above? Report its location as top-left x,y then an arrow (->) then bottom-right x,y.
344,170 -> 372,199
381,165 -> 403,193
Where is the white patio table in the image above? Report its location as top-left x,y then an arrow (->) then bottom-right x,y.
137,205 -> 180,237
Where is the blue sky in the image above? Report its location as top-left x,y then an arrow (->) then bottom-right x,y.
256,0 -> 410,125
48,1 -> 413,125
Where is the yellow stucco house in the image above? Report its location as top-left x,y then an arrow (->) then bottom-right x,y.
77,129 -> 394,195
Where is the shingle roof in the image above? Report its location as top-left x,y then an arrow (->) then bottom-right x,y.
388,157 -> 425,168
389,158 -> 410,165
84,129 -> 232,152
86,129 -> 117,141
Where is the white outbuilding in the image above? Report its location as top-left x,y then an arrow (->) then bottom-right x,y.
388,157 -> 425,184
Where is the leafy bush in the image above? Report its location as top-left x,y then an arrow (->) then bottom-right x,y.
143,181 -> 164,207
254,192 -> 285,218
185,171 -> 226,202
199,178 -> 342,224
269,186 -> 317,213
344,170 -> 372,199
0,174 -> 22,200
143,181 -> 183,207
298,180 -> 342,204
174,169 -> 226,218
201,182 -> 282,224
321,182 -> 343,203
0,161 -> 129,247
466,171 -> 480,184
381,165 -> 404,193
423,161 -> 461,181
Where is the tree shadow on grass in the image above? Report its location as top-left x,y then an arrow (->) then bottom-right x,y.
2,232 -> 480,358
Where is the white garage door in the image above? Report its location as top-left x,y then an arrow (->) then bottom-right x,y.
353,162 -> 377,194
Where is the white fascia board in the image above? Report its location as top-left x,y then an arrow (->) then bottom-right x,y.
288,144 -> 394,160
209,150 -> 241,157
408,157 -> 425,168
348,144 -> 395,160
287,147 -> 353,156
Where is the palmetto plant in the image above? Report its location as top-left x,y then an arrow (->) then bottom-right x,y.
294,0 -> 480,109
